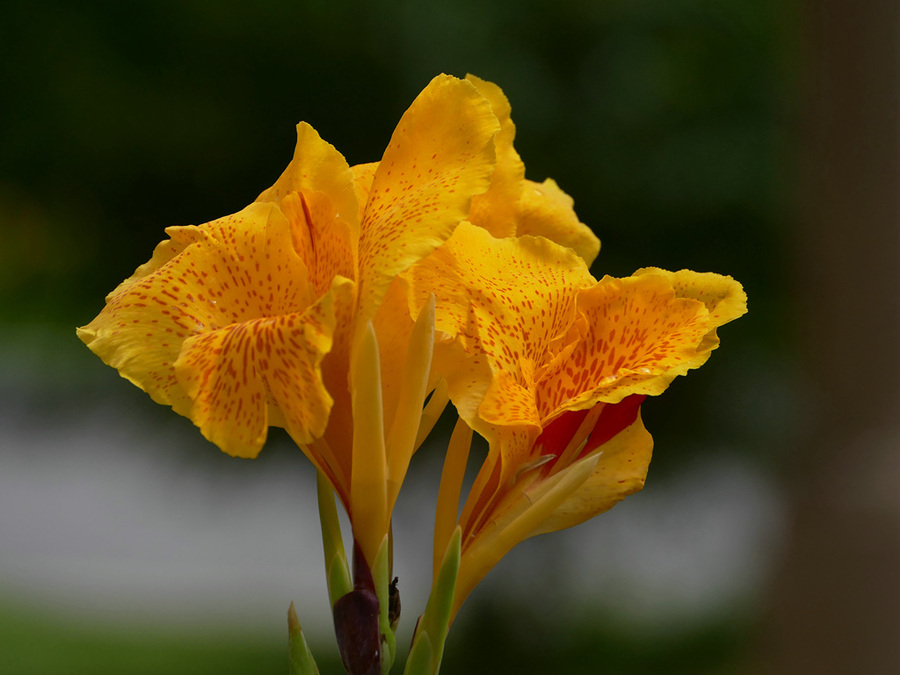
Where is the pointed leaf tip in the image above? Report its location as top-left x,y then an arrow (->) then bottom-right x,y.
288,602 -> 321,675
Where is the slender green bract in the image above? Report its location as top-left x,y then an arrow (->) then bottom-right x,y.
404,527 -> 462,675
289,602 -> 321,675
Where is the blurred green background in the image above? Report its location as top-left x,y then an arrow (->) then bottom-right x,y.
0,0 -> 855,673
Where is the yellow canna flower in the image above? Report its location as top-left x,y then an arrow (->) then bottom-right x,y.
404,223 -> 747,617
77,74 -> 503,568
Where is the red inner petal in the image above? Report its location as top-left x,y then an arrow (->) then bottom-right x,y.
536,408 -> 590,456
581,394 -> 646,457
534,393 -> 647,467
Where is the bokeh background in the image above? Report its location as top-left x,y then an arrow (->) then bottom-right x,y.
3,1 -> 898,674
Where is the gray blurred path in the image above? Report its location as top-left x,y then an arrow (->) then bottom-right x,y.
0,333 -> 784,640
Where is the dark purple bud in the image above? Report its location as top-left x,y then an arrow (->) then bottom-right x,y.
333,588 -> 381,675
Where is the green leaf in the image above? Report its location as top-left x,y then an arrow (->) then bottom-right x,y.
403,630 -> 434,675
288,602 -> 321,675
404,527 -> 461,675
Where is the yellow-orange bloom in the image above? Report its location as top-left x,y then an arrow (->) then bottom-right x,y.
404,223 -> 747,615
78,74 -> 504,566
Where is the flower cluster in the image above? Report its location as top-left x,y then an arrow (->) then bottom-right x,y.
78,74 -> 745,675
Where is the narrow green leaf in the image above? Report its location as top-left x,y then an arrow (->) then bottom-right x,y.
403,630 -> 435,675
404,527 -> 461,675
288,602 -> 321,675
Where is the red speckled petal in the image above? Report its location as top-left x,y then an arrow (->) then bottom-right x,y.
535,270 -> 746,417
175,276 -> 352,458
635,267 -> 748,329
77,201 -> 333,453
277,190 -> 357,298
255,123 -> 359,297
356,75 -> 500,325
106,226 -> 206,299
256,122 -> 359,239
406,223 -> 595,435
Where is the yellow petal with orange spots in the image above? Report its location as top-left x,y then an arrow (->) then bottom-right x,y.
256,122 -> 359,239
515,178 -> 600,266
77,225 -> 217,418
356,75 -> 500,325
635,267 -> 748,334
535,270 -> 746,418
254,123 -> 358,296
77,201 -> 334,455
530,411 -> 653,536
106,226 -> 206,298
430,339 -> 492,440
278,190 -> 357,297
406,223 -> 594,432
175,275 -> 353,458
350,162 -> 379,221
465,74 -> 525,239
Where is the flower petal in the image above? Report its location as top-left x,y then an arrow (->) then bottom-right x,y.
635,267 -> 748,331
372,277 -> 417,441
535,270 -> 746,417
433,418 -> 473,579
350,321 -> 388,565
530,410 -> 653,535
452,401 -> 650,614
384,294 -> 436,515
356,74 -> 500,324
462,75 -> 600,266
278,190 -> 357,297
256,123 -> 359,297
465,74 -> 525,239
453,449 -> 600,616
515,178 -> 600,265
407,223 -> 595,433
175,276 -> 351,458
256,121 -> 359,239
77,202 -> 314,422
351,162 -> 379,220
